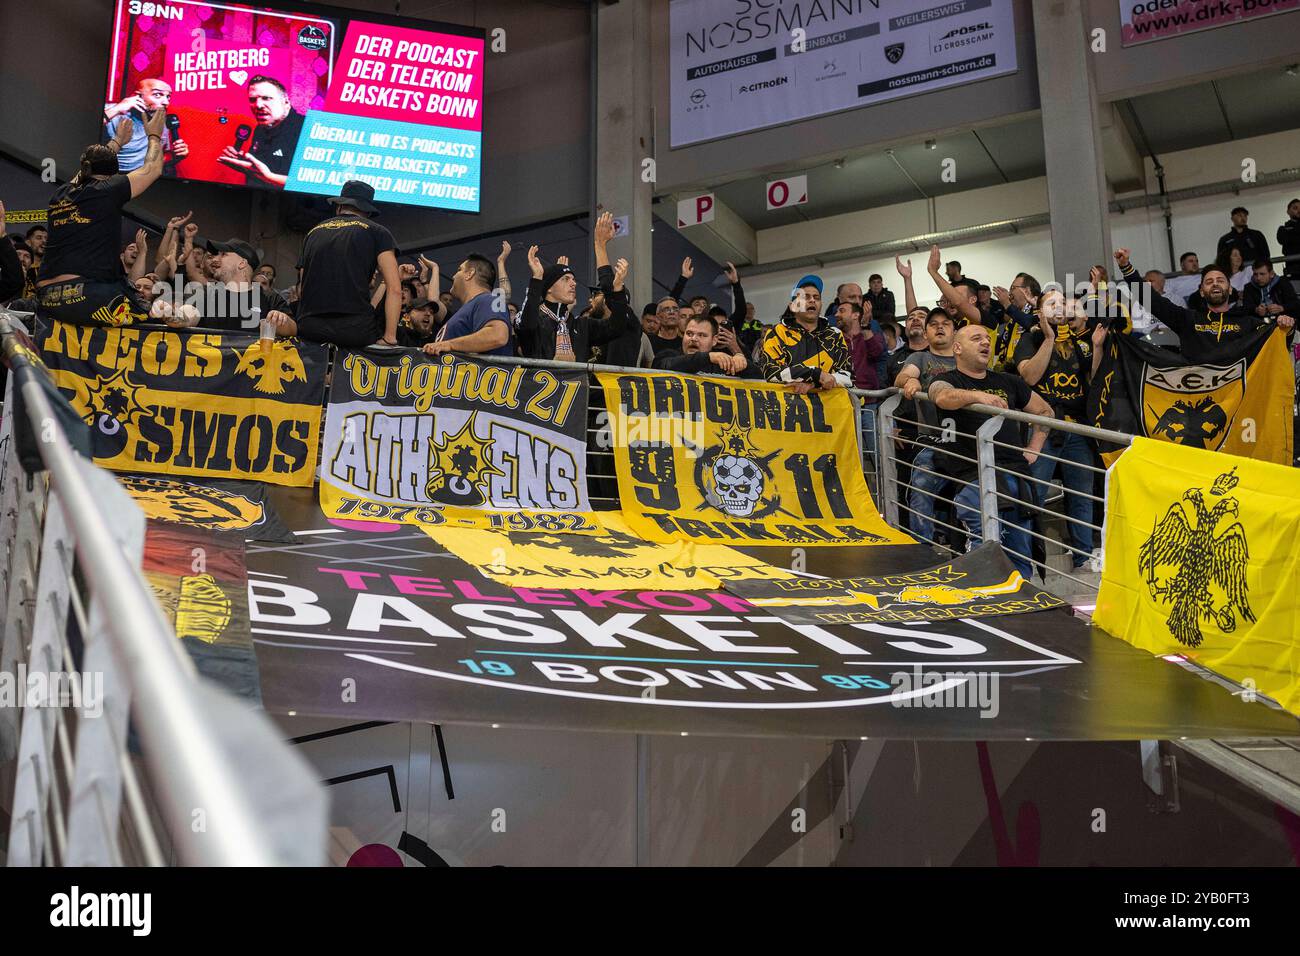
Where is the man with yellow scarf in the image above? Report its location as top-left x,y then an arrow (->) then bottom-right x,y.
1013,288 -> 1108,569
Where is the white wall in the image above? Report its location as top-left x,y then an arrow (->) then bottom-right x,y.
739,129 -> 1300,323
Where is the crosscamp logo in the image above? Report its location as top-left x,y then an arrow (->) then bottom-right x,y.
932,21 -> 995,53
248,570 -> 1082,711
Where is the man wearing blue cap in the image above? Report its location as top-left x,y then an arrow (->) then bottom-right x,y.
755,274 -> 852,392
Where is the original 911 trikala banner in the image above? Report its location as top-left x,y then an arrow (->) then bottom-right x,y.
320,350 -> 591,526
669,0 -> 1018,147
596,372 -> 912,546
38,321 -> 328,486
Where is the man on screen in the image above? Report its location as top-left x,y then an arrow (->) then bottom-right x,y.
102,78 -> 188,173
218,76 -> 305,189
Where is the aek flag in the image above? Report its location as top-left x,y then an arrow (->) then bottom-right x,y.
1088,326 -> 1293,466
1095,438 -> 1300,714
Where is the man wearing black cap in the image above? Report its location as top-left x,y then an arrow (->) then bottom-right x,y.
187,237 -> 290,331
275,180 -> 401,347
756,274 -> 852,393
517,211 -> 632,363
398,297 -> 439,347
36,109 -> 167,327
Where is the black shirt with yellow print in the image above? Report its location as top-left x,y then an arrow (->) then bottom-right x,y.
756,313 -> 853,387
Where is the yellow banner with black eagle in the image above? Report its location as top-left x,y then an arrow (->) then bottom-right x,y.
595,371 -> 912,546
37,321 -> 328,486
1089,325 -> 1293,466
1095,438 -> 1300,714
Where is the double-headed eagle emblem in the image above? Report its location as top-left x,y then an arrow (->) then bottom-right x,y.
1138,467 -> 1254,648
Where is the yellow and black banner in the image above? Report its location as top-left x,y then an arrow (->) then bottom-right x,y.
37,321 -> 328,486
1089,326 -> 1293,466
596,371 -> 912,546
320,350 -> 592,528
724,542 -> 1064,625
1095,438 -> 1300,714
424,511 -> 794,590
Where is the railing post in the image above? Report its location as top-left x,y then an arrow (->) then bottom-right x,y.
975,414 -> 1004,546
876,393 -> 902,528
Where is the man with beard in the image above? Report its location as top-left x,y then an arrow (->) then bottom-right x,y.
102,78 -> 188,172
756,274 -> 851,393
653,314 -> 748,376
398,297 -> 440,347
893,308 -> 957,543
1114,248 -> 1294,361
931,324 -> 1054,580
218,76 -> 305,189
517,211 -> 632,362
177,237 -> 290,332
834,299 -> 882,390
1014,290 -> 1107,568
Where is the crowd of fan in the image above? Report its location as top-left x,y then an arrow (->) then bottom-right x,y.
2,122 -> 1299,580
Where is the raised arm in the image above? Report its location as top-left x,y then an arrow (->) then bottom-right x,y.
926,245 -> 981,324
1016,315 -> 1056,387
127,229 -> 149,283
669,257 -> 692,302
495,241 -> 512,301
1114,247 -> 1188,335
126,108 -> 167,198
896,256 -> 917,315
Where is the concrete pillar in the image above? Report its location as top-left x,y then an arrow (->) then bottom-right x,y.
1033,0 -> 1112,289
593,0 -> 654,312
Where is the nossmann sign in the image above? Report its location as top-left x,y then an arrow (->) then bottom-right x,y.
669,0 -> 1018,147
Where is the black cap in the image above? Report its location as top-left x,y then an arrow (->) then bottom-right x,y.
205,238 -> 260,271
586,284 -> 604,296
406,296 -> 433,311
327,179 -> 379,215
541,263 -> 575,292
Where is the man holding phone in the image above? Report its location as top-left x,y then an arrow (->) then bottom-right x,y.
756,274 -> 852,393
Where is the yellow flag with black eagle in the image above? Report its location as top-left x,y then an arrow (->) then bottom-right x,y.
1089,324 -> 1293,466
1095,438 -> 1300,714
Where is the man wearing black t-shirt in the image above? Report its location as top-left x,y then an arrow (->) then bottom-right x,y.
275,181 -> 400,347
217,76 -> 305,190
1013,290 -> 1107,568
930,324 -> 1054,580
37,109 -> 167,327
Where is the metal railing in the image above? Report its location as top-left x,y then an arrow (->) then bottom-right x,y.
0,311 -> 328,866
871,387 -> 1134,593
417,350 -> 1135,593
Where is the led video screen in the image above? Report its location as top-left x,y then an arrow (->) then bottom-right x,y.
105,0 -> 484,211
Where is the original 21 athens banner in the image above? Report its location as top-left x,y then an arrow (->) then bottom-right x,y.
669,0 -> 1018,147
320,350 -> 591,526
596,372 -> 913,546
37,322 -> 327,486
